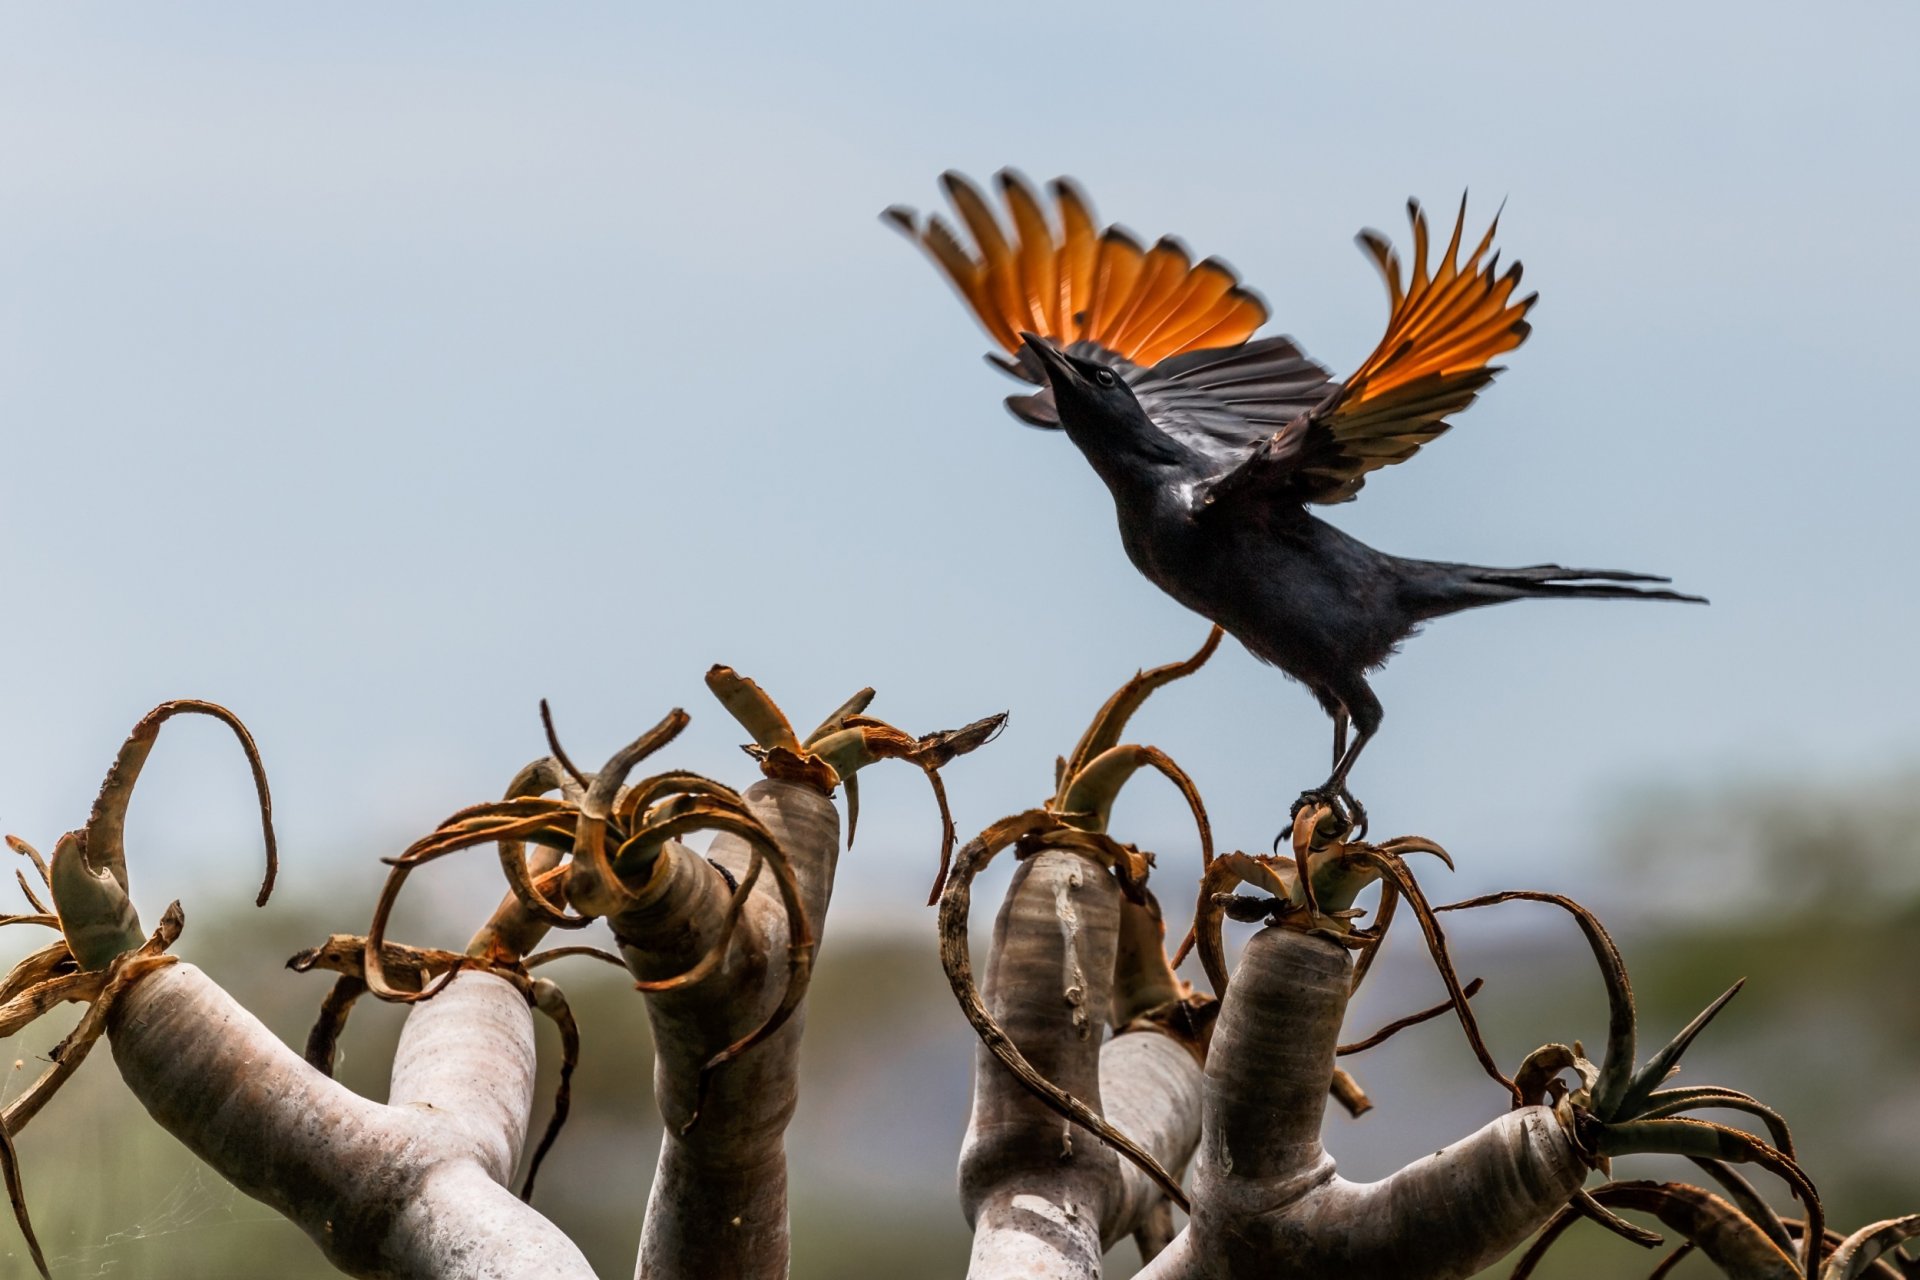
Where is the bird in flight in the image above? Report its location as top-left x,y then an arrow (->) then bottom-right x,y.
887,170 -> 1702,830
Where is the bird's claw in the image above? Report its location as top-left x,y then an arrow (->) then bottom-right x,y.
1280,787 -> 1364,851
1288,788 -> 1332,823
1339,790 -> 1369,841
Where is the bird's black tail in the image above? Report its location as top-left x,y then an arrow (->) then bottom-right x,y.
1407,561 -> 1707,619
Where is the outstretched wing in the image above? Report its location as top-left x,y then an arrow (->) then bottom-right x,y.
887,176 -> 1523,489
1234,197 -> 1538,505
1121,336 -> 1337,467
885,170 -> 1271,428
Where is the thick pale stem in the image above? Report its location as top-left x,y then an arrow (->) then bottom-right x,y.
106,964 -> 592,1279
388,971 -> 538,1185
961,851 -> 1123,1279
961,852 -> 1201,1277
611,840 -> 733,983
630,779 -> 838,1280
1138,927 -> 1588,1280
1100,1031 -> 1204,1248
382,1160 -> 591,1279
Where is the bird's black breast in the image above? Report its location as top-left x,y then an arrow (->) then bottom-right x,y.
1117,495 -> 1417,689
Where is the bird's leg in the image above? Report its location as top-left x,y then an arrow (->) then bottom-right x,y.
1323,684 -> 1381,838
1322,728 -> 1371,841
1289,687 -> 1379,841
1311,710 -> 1370,838
1288,707 -> 1353,841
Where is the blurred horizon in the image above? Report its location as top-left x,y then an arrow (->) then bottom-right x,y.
6,875 -> 1916,1278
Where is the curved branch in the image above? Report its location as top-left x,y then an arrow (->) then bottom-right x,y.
1058,625 -> 1222,801
1435,889 -> 1635,1114
84,699 -> 278,906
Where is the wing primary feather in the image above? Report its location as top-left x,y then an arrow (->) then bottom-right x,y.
1129,258 -> 1214,351
1053,178 -> 1099,342
1391,268 -> 1496,352
1269,194 -> 1538,504
1390,231 -> 1502,348
1440,192 -> 1468,277
1132,260 -> 1238,365
1104,235 -> 1191,352
998,168 -> 1061,335
941,171 -> 1026,354
1388,196 -> 1506,351
1344,196 -> 1528,396
1403,292 -> 1536,376
1085,228 -> 1147,346
1469,203 -> 1502,263
1406,199 -> 1432,307
885,201 -> 1031,353
926,216 -> 1018,351
1356,230 -> 1404,308
897,171 -> 1275,372
1182,289 -> 1267,351
1388,268 -> 1535,379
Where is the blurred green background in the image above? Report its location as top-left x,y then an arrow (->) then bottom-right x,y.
4,770 -> 1914,1279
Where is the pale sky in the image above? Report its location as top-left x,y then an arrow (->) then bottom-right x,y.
2,2 -> 1914,930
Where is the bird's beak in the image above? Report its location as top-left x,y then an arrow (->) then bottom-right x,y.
1019,332 -> 1077,386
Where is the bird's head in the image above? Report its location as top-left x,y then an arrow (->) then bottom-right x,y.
1018,333 -> 1139,421
1021,330 -> 1182,485
1018,333 -> 1189,480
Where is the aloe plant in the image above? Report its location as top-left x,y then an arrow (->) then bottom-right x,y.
1,660 -> 1909,1280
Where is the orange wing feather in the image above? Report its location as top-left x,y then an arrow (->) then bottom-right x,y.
1084,230 -> 1147,349
1053,180 -> 1098,342
999,171 -> 1061,335
1130,258 -> 1239,366
1338,197 -> 1534,408
1279,196 -> 1538,504
887,170 -> 1269,367
1101,237 -> 1191,353
890,177 -> 1535,504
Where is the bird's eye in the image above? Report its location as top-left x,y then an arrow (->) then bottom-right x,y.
1095,368 -> 1117,388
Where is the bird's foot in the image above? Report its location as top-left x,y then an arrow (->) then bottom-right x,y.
1281,787 -> 1363,851
1288,787 -> 1331,822
1340,791 -> 1368,842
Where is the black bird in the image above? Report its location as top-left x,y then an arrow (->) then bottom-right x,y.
888,171 -> 1703,827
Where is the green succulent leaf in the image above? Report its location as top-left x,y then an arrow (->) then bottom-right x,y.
1616,980 -> 1746,1119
